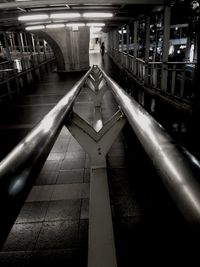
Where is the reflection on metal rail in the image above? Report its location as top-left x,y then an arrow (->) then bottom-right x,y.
1,64 -> 200,265
0,66 -> 93,246
99,66 -> 200,224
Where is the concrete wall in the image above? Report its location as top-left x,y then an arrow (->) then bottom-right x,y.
40,26 -> 90,72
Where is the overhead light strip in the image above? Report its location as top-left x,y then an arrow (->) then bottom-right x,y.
19,12 -> 113,21
26,25 -> 45,31
46,23 -> 65,29
25,22 -> 105,31
87,23 -> 105,27
83,13 -> 113,18
66,23 -> 85,27
50,13 -> 81,19
18,14 -> 49,21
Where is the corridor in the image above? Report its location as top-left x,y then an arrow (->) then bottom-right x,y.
0,53 -> 198,266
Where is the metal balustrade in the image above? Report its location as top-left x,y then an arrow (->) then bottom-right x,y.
0,52 -> 54,99
110,47 -> 196,100
1,65 -> 200,265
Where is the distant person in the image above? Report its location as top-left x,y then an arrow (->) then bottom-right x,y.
100,42 -> 105,56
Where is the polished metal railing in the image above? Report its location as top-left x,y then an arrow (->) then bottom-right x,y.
0,67 -> 92,246
100,66 -> 200,224
1,64 -> 200,254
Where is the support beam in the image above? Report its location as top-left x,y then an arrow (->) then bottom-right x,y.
0,0 -> 166,9
66,110 -> 126,166
161,6 -> 170,91
133,20 -> 138,75
64,66 -> 126,266
144,15 -> 150,85
66,109 -> 125,267
85,84 -> 109,107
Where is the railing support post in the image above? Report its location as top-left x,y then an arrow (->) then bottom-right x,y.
66,110 -> 126,267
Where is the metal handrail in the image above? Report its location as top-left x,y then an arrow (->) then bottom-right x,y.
100,66 -> 200,224
0,67 -> 92,245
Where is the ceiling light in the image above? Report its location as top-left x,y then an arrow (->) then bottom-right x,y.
25,21 -> 52,25
25,25 -> 45,31
46,24 -> 65,29
83,13 -> 113,18
66,23 -> 85,27
87,23 -> 105,27
18,14 -> 49,21
50,13 -> 81,19
90,27 -> 102,33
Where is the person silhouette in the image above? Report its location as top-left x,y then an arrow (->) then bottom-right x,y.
100,42 -> 105,56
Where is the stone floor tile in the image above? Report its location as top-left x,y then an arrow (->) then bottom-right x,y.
2,223 -> 42,251
57,169 -> 84,184
16,202 -> 49,223
44,199 -> 81,221
35,221 -> 79,250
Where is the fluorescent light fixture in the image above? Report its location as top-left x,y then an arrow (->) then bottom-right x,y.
50,13 -> 81,19
66,23 -> 85,27
87,23 -> 105,27
46,23 -> 65,29
25,25 -> 45,31
90,27 -> 102,33
25,21 -> 52,25
83,13 -> 113,18
18,14 -> 49,21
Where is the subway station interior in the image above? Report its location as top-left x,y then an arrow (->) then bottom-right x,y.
1,0 -> 200,266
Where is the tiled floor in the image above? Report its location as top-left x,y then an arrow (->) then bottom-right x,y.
0,53 -> 198,266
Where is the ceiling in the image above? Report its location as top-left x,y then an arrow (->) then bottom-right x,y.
0,0 -> 165,32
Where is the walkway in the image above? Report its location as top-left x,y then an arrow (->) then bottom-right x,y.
0,53 -> 198,266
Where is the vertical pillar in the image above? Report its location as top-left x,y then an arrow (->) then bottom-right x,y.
9,33 -> 14,53
121,27 -> 124,64
133,21 -> 138,75
27,33 -> 34,69
45,26 -> 89,71
121,27 -> 124,53
113,29 -> 117,59
112,31 -> 114,52
31,34 -> 36,53
161,6 -> 170,91
20,33 -> 25,53
3,32 -> 11,62
108,31 -> 112,53
117,27 -> 120,51
24,33 -> 29,53
17,32 -> 24,72
114,30 -> 119,50
35,36 -> 41,62
12,33 -> 17,55
144,15 -> 150,85
126,25 -> 130,54
185,36 -> 191,62
192,11 -> 200,106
